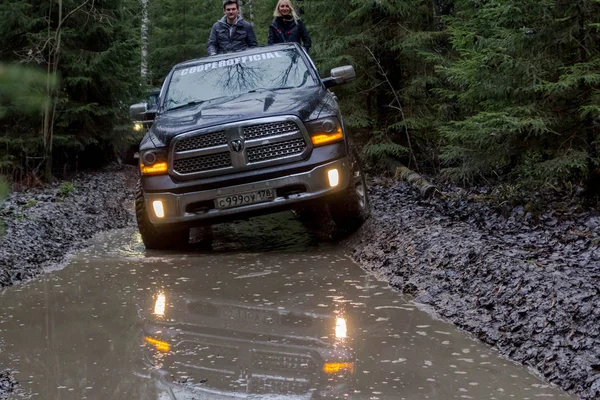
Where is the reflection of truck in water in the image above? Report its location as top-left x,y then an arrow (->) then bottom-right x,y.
140,290 -> 356,399
129,43 -> 370,249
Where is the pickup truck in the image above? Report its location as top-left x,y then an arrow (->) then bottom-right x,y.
129,43 -> 369,249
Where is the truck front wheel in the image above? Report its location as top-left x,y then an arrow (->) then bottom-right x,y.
328,155 -> 370,233
135,181 -> 189,250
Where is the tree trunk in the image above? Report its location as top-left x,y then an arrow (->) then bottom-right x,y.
42,1 -> 63,181
395,165 -> 440,198
246,0 -> 255,25
41,0 -> 91,181
141,0 -> 149,81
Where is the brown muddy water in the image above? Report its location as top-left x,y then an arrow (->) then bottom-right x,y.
0,213 -> 574,399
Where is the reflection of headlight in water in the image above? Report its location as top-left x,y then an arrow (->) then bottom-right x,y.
335,317 -> 347,339
154,293 -> 166,316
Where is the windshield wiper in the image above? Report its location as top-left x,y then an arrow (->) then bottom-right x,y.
166,100 -> 205,112
247,86 -> 296,94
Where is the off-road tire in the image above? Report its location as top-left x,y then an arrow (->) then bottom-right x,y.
328,150 -> 370,233
135,180 -> 189,250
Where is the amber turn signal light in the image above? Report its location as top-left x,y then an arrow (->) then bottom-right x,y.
140,161 -> 168,176
144,337 -> 170,352
311,131 -> 344,146
323,362 -> 355,374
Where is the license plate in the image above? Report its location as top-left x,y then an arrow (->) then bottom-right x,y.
215,189 -> 275,209
219,306 -> 277,324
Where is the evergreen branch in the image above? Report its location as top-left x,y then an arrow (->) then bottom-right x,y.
364,44 -> 419,171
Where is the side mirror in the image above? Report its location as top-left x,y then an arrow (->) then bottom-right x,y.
323,65 -> 356,88
129,102 -> 147,121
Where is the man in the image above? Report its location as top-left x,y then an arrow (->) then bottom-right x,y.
207,0 -> 258,56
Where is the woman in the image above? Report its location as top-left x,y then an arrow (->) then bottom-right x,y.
267,0 -> 312,54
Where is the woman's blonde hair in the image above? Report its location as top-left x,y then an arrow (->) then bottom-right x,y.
273,0 -> 299,21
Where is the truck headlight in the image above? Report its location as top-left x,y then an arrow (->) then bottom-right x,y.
306,117 -> 343,146
133,122 -> 144,132
139,149 -> 168,175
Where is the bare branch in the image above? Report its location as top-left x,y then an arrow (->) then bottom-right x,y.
364,45 -> 419,171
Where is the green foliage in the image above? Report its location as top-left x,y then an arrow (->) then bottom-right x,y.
0,0 -> 598,192
0,0 -> 142,178
24,198 -> 36,209
0,175 -> 9,201
148,0 -> 221,84
440,0 -> 600,185
0,64 -> 53,119
57,182 -> 76,198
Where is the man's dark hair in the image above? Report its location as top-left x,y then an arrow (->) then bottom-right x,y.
223,0 -> 238,9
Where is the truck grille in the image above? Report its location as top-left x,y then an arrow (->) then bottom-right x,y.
250,376 -> 311,395
252,350 -> 315,372
244,121 -> 299,140
170,117 -> 311,178
166,338 -> 318,395
247,138 -> 306,162
173,152 -> 232,174
175,131 -> 227,152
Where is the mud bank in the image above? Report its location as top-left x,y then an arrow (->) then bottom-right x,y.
349,178 -> 600,399
0,166 -> 137,288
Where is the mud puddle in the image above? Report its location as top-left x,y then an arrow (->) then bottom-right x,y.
0,213 -> 573,399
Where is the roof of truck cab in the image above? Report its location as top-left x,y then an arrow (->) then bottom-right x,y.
172,43 -> 303,70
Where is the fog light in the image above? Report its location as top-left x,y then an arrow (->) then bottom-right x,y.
154,293 -> 166,316
336,317 -> 347,339
153,201 -> 165,218
133,122 -> 144,132
327,169 -> 340,187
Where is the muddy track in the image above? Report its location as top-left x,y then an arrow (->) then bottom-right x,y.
1,169 -> 599,398
348,178 -> 600,399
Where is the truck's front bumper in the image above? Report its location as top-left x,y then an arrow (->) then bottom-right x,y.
143,157 -> 351,226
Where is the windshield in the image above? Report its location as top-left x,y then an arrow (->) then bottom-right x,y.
164,49 -> 318,111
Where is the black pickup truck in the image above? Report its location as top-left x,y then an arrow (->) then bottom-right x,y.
129,43 -> 369,249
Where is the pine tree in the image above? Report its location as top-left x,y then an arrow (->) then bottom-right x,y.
440,0 -> 600,187
0,0 -> 142,179
147,0 -> 220,85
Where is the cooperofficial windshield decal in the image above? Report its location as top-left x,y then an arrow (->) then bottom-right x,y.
178,52 -> 283,77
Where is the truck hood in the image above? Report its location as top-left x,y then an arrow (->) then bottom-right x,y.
146,86 -> 338,148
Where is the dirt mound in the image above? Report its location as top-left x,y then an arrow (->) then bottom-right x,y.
0,166 -> 137,288
349,179 -> 600,399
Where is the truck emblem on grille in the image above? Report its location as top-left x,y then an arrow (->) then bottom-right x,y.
229,138 -> 245,153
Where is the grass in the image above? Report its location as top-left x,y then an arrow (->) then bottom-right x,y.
57,181 -> 76,197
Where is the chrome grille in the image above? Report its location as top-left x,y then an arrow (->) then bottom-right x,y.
247,138 -> 306,163
244,121 -> 299,140
250,376 -> 311,394
173,152 -> 231,174
252,351 -> 314,372
175,131 -> 227,152
169,116 -> 311,178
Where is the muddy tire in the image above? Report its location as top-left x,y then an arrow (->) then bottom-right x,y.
135,181 -> 189,250
328,151 -> 370,233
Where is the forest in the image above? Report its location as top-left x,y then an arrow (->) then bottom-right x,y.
0,0 -> 599,196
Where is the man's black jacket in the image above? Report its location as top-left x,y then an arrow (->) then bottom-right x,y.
207,17 -> 258,56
